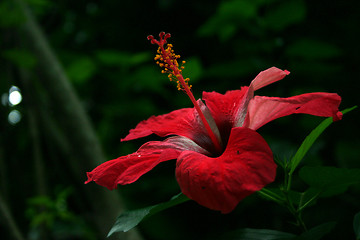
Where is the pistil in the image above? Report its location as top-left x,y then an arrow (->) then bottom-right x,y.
148,32 -> 222,154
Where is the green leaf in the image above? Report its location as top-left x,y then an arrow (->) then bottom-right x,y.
286,39 -> 342,59
96,50 -> 151,67
197,0 -> 260,39
107,193 -> 189,237
259,188 -> 319,211
219,24 -> 237,42
26,0 -> 51,7
218,0 -> 257,20
295,222 -> 336,240
284,188 -> 319,210
2,49 -> 37,69
66,57 -> 96,83
0,1 -> 25,27
299,166 -> 360,197
181,57 -> 203,82
96,50 -> 127,65
296,188 -> 321,211
354,212 -> 360,240
289,118 -> 331,174
257,188 -> 285,204
126,65 -> 164,93
289,106 -> 357,174
204,60 -> 258,79
262,0 -> 306,31
131,52 -> 152,65
222,228 -> 296,240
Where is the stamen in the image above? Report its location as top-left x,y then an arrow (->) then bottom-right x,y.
148,32 -> 222,153
148,33 -> 191,91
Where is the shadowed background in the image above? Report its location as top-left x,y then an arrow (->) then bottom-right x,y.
0,0 -> 359,239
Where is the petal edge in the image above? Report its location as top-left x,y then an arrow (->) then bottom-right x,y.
244,92 -> 342,130
176,127 -> 275,213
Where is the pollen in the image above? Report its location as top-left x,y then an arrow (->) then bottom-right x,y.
147,32 -> 191,91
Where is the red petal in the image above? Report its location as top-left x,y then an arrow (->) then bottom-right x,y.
86,136 -> 208,190
250,67 -> 290,91
175,127 -> 276,213
233,67 -> 290,127
203,88 -> 248,141
202,67 -> 290,135
122,108 -> 193,141
122,104 -> 219,151
196,99 -> 223,149
243,92 -> 342,130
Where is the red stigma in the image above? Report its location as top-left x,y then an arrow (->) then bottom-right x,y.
147,32 -> 171,46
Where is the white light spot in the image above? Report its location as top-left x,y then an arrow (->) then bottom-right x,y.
8,110 -> 22,125
9,91 -> 22,106
9,86 -> 22,106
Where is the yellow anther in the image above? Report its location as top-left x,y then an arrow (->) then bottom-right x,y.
151,40 -> 191,91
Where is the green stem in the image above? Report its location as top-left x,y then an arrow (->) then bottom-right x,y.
258,188 -> 284,204
298,192 -> 321,212
281,182 -> 308,232
286,172 -> 293,192
259,187 -> 307,231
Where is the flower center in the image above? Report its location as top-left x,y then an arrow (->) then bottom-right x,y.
147,32 -> 222,154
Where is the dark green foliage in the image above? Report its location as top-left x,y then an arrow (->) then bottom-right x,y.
299,166 -> 360,197
354,212 -> 360,240
108,193 -> 189,236
221,228 -> 297,240
220,222 -> 336,240
0,0 -> 359,239
289,106 -> 356,174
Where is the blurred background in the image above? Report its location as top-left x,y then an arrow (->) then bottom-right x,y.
0,0 -> 359,239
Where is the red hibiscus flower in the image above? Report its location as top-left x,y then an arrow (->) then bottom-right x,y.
86,32 -> 342,213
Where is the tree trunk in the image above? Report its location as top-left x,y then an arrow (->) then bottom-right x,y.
13,0 -> 144,239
